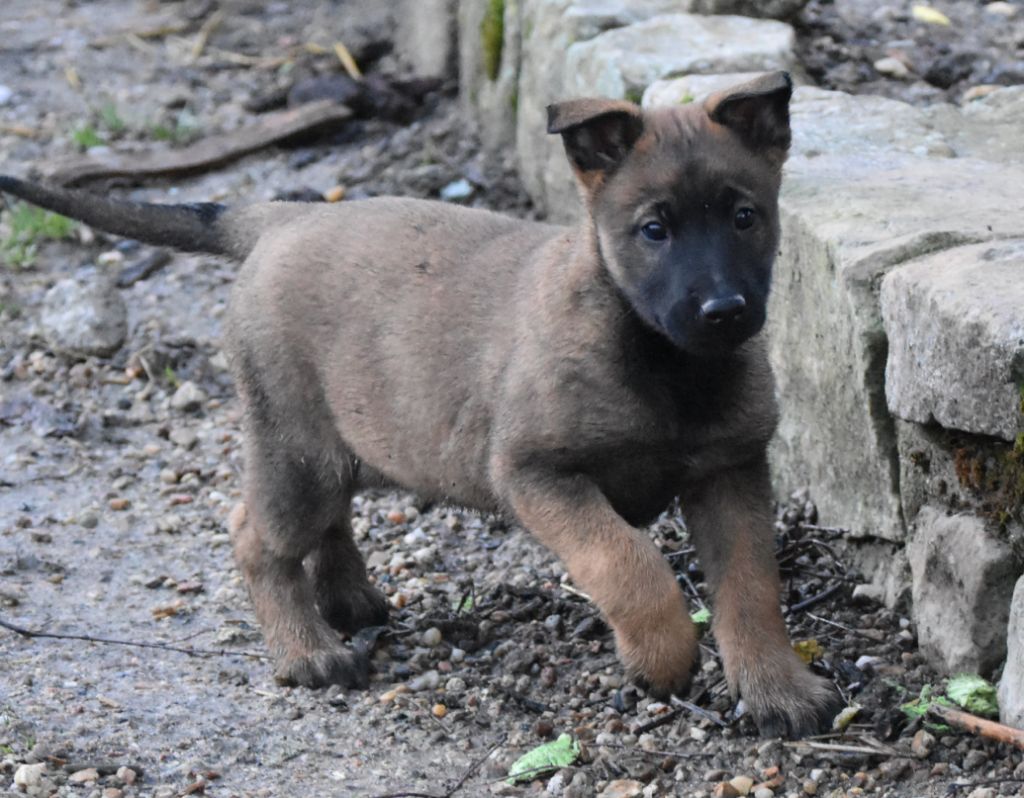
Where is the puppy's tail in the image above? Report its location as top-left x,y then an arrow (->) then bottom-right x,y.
0,175 -> 261,260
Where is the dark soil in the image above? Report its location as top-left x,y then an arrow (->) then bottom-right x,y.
2,2 -> 1023,797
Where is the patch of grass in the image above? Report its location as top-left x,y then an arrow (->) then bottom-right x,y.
1,202 -> 77,268
164,365 -> 181,388
99,102 -> 127,134
71,124 -> 105,150
149,110 -> 201,146
679,91 -> 696,104
481,0 -> 505,82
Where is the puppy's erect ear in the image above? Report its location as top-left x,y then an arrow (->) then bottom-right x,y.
547,98 -> 643,189
705,71 -> 793,165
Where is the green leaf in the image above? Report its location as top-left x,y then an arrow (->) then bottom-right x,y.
900,683 -> 953,731
690,607 -> 711,632
832,704 -> 860,731
946,674 -> 999,718
507,733 -> 579,784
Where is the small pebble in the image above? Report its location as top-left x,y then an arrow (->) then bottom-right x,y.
873,57 -> 910,79
104,788 -> 124,798
109,497 -> 130,511
450,647 -> 466,663
598,780 -> 644,798
911,728 -> 935,758
14,763 -> 46,787
431,703 -> 447,718
753,788 -> 774,798
323,185 -> 346,202
729,775 -> 754,795
422,627 -> 442,646
0,85 -> 12,105
409,669 -> 440,692
169,381 -> 207,412
984,1 -> 1016,16
966,788 -> 996,798
712,783 -> 740,798
801,780 -> 817,796
386,509 -> 407,525
444,677 -> 466,694
69,767 -> 99,784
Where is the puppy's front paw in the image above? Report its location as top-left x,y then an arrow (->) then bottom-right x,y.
274,644 -> 370,690
737,655 -> 843,738
614,609 -> 699,699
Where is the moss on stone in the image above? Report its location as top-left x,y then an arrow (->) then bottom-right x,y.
481,0 -> 505,82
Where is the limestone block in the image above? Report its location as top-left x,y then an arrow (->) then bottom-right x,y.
515,0 -> 690,221
397,0 -> 457,79
999,575 -> 1024,727
458,0 -> 522,154
768,88 -> 1024,543
881,240 -> 1024,442
907,506 -> 1020,675
642,71 -> 766,107
564,14 -> 797,101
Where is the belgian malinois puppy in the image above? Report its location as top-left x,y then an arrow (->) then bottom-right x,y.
1,71 -> 840,736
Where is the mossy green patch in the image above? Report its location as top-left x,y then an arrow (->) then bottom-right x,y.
1,202 -> 77,268
481,0 -> 505,82
625,86 -> 644,105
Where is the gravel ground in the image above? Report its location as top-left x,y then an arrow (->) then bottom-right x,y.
2,2 -> 1023,797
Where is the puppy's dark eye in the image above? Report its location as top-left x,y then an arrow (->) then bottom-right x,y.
640,221 -> 667,241
734,207 -> 756,230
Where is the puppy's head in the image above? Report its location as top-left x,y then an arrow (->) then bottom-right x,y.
548,72 -> 793,357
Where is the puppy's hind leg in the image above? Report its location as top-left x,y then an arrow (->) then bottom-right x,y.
306,471 -> 389,635
229,434 -> 376,689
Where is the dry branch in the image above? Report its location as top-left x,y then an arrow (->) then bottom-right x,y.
929,704 -> 1024,751
44,100 -> 352,186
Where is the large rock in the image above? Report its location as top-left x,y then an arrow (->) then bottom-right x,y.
515,0 -> 693,221
643,71 -> 772,107
767,87 -> 1024,543
907,507 -> 1020,675
397,0 -> 457,79
564,14 -> 796,101
40,276 -> 127,358
881,240 -> 1024,442
520,12 -> 797,222
999,576 -> 1024,727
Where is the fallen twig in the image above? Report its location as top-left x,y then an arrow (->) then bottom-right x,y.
45,100 -> 352,186
782,740 -> 912,758
671,695 -> 727,727
0,615 -> 271,660
929,704 -> 1024,751
190,9 -> 225,62
788,582 -> 842,613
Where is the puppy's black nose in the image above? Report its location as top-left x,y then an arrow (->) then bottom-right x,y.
699,294 -> 746,324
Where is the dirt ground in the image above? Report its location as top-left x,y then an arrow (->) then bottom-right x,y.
1,2 -> 1023,797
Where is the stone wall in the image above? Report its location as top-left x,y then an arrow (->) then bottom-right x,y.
442,1 -> 1024,725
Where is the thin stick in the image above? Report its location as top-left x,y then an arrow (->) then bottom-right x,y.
929,705 -> 1024,751
788,582 -> 842,613
782,740 -> 911,758
191,9 -> 225,62
0,616 -> 271,660
333,42 -> 363,80
671,696 -> 727,727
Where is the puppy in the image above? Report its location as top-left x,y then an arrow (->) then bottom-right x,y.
0,71 -> 840,737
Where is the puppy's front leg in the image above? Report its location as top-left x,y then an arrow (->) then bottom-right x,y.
496,466 -> 697,696
683,457 -> 841,737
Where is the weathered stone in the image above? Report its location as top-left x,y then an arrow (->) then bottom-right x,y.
907,506 -> 1020,675
691,0 -> 809,19
515,0 -> 689,221
564,14 -> 796,101
458,0 -> 522,154
768,87 -> 1024,543
397,0 -> 457,79
999,575 -> 1024,727
642,71 -> 767,107
40,276 -> 127,358
881,239 -> 1024,442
